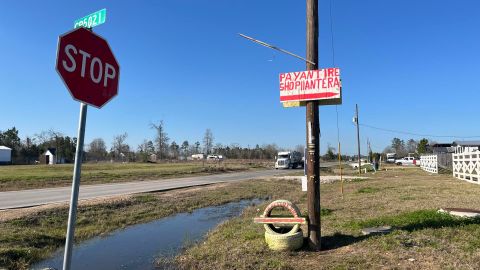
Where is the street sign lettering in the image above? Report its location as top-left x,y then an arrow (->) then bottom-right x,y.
279,68 -> 341,105
62,44 -> 117,87
56,27 -> 120,108
74,8 -> 106,29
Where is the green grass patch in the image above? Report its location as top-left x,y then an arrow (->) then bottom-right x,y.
321,208 -> 333,216
344,209 -> 480,231
399,195 -> 415,201
357,187 -> 380,193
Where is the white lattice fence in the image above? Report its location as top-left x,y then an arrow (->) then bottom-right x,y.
420,155 -> 438,174
452,151 -> 480,184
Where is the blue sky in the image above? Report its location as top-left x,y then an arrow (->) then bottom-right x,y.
1,0 -> 480,155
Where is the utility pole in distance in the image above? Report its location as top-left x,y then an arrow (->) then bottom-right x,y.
306,0 -> 321,250
355,104 -> 361,174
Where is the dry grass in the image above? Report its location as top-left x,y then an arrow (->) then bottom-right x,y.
0,160 -> 270,191
176,168 -> 480,269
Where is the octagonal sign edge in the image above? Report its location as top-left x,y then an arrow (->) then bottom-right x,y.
56,27 -> 120,109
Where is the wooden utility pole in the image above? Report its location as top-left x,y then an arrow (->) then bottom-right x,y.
356,104 -> 361,174
306,0 -> 321,250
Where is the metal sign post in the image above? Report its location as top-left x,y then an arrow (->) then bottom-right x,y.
62,102 -> 87,270
55,9 -> 119,270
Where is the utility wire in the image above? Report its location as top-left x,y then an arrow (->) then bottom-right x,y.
358,123 -> 480,139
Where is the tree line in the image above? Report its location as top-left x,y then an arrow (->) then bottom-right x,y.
0,122 -> 282,164
0,127 -> 77,164
383,137 -> 430,157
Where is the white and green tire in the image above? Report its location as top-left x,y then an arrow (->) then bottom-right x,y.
264,229 -> 304,251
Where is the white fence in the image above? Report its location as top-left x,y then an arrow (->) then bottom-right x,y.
452,150 -> 480,184
420,155 -> 438,174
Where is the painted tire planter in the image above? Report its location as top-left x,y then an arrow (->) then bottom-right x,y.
262,200 -> 303,235
253,200 -> 307,251
264,229 -> 304,251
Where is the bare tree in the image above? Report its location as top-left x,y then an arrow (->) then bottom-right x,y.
150,121 -> 169,160
137,139 -> 155,162
383,146 -> 394,154
203,129 -> 214,155
111,133 -> 129,160
88,138 -> 107,161
406,139 -> 418,154
295,144 -> 305,157
391,137 -> 406,156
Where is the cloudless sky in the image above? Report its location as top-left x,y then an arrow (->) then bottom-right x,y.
1,0 -> 480,155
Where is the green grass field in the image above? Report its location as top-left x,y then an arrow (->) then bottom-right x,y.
0,160 -> 268,191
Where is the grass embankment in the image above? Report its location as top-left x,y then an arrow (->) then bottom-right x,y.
0,178 -> 297,269
0,160 -> 270,191
176,168 -> 480,269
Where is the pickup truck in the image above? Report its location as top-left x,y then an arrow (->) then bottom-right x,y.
395,157 -> 419,166
349,159 -> 369,169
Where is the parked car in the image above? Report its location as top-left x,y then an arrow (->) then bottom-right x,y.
207,154 -> 223,160
395,156 -> 419,166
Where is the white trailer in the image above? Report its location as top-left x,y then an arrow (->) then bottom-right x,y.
191,153 -> 205,160
0,146 -> 12,164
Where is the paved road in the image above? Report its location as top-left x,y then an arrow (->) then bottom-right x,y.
0,169 -> 292,210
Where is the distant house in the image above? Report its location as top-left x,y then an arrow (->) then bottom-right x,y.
429,143 -> 455,154
149,153 -> 157,162
0,146 -> 12,165
453,141 -> 480,153
40,148 -> 62,165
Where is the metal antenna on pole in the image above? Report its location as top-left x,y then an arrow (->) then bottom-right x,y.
238,33 -> 316,65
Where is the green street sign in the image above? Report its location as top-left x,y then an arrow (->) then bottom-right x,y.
74,8 -> 106,29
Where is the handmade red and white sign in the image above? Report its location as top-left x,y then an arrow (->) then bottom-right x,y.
56,27 -> 120,108
279,68 -> 341,105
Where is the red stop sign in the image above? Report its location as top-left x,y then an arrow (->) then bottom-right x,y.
56,27 -> 119,108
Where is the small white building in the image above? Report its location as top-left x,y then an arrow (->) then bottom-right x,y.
43,148 -> 57,165
0,146 -> 12,164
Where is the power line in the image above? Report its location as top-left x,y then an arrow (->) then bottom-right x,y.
358,123 -> 480,139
